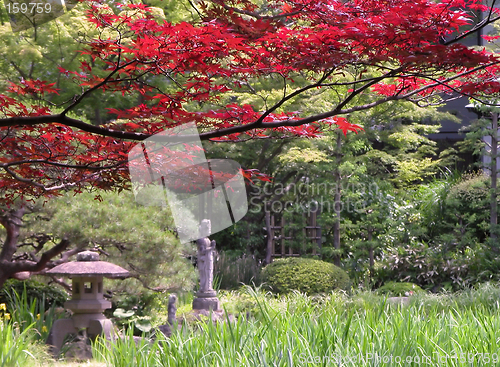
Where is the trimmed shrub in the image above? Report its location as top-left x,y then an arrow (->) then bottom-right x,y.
376,281 -> 424,296
260,257 -> 351,295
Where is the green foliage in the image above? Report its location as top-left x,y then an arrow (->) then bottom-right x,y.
278,147 -> 329,164
0,5 -> 102,120
339,178 -> 396,281
4,285 -> 500,366
376,282 -> 424,296
460,244 -> 500,285
374,242 -> 470,291
0,279 -> 67,309
0,2 -> 174,126
30,190 -> 197,294
210,218 -> 264,255
205,59 -> 455,266
260,257 -> 351,295
112,308 -> 152,335
443,173 -> 490,244
369,171 -> 495,291
217,288 -> 263,316
0,287 -> 66,342
414,169 -> 462,239
412,282 -> 500,311
431,173 -> 489,269
107,289 -> 172,334
348,100 -> 453,187
93,327 -> 157,366
148,0 -> 200,23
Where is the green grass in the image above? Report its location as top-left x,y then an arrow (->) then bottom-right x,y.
2,282 -> 65,341
92,284 -> 500,366
6,283 -> 500,366
0,283 -> 66,367
0,320 -> 36,366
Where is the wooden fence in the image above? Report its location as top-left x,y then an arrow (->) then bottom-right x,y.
264,211 -> 322,263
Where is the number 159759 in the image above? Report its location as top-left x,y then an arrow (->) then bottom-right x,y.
5,2 -> 52,14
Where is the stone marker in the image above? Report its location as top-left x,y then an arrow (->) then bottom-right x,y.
155,294 -> 178,339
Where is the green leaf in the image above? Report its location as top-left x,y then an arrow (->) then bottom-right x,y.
135,318 -> 152,332
113,308 -> 135,318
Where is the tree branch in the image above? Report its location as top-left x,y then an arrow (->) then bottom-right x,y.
443,0 -> 500,46
1,158 -> 127,171
1,237 -> 70,274
215,1 -> 303,20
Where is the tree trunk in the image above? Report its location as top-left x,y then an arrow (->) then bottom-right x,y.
368,228 -> 374,278
0,206 -> 26,287
491,112 -> 498,252
94,107 -> 102,125
264,211 -> 273,265
333,131 -> 342,267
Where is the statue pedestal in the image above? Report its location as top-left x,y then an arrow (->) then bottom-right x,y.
193,292 -> 220,311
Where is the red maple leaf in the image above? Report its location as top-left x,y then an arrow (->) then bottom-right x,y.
333,118 -> 364,136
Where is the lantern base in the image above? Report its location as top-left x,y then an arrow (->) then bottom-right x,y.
46,317 -> 114,357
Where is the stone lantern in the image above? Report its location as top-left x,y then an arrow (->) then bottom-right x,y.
45,251 -> 129,355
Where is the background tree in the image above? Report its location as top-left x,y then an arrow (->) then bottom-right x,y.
208,97 -> 456,269
375,172 -> 491,290
0,201 -> 71,288
0,190 -> 196,290
460,101 -> 500,253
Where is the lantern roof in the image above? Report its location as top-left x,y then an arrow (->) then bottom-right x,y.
46,251 -> 129,279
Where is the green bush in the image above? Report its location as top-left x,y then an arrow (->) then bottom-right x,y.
376,281 -> 424,296
0,279 -> 68,309
260,257 -> 351,295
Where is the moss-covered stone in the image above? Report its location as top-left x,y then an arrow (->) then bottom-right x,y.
376,281 -> 424,296
260,257 -> 351,295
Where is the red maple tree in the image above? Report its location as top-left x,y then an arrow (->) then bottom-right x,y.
0,0 -> 499,284
1,0 -> 499,201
